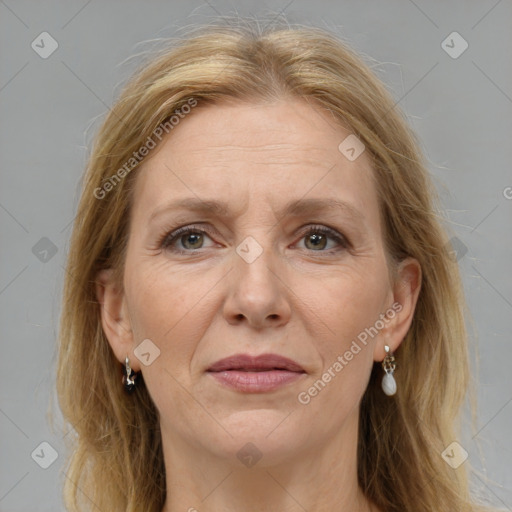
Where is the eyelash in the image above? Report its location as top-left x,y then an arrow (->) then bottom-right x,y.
158,224 -> 350,256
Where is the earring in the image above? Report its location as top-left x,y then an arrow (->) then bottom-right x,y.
381,345 -> 397,396
122,355 -> 138,393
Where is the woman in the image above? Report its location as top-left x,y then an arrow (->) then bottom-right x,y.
56,19 -> 494,512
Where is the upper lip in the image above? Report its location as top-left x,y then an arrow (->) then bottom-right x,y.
207,353 -> 305,373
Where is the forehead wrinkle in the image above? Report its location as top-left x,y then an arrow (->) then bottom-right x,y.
185,142 -> 326,153
178,146 -> 338,169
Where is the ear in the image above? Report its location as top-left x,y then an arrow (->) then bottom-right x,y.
95,269 -> 140,372
373,257 -> 422,361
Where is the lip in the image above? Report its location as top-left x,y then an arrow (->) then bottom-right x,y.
206,353 -> 306,393
207,353 -> 305,373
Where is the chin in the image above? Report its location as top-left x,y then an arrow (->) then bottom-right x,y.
197,410 -> 311,466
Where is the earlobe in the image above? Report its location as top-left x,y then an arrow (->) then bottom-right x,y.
374,257 -> 422,361
95,269 -> 136,368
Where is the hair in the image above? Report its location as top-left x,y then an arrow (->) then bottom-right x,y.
54,16 -> 494,512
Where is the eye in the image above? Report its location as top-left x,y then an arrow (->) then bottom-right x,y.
158,224 -> 349,255
297,225 -> 349,253
160,225 -> 216,253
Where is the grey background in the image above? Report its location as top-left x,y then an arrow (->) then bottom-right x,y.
1,0 -> 511,510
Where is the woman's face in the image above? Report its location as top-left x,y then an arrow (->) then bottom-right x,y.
99,97 -> 420,466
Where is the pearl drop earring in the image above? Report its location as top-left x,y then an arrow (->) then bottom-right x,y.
381,345 -> 397,396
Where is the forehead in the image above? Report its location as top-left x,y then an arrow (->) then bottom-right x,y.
131,98 -> 380,228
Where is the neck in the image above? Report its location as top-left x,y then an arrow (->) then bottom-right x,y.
159,408 -> 378,512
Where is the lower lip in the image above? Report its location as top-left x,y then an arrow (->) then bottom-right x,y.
207,370 -> 306,393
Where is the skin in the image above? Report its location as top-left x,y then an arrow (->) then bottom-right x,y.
96,97 -> 421,512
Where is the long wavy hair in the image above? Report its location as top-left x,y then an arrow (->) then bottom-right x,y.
54,18 -> 492,512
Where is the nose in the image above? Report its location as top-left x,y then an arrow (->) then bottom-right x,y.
222,241 -> 292,329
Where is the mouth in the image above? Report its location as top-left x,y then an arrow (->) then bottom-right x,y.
206,353 -> 306,393
206,353 -> 306,373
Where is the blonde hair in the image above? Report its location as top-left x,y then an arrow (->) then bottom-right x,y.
55,18 -> 492,512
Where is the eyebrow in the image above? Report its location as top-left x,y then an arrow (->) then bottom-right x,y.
149,197 -> 366,224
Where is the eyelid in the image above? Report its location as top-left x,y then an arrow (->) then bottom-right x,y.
159,223 -> 216,250
296,224 -> 350,249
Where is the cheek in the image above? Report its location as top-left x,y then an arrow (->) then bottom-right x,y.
124,260 -> 219,371
296,278 -> 380,419
123,259 -> 242,432
295,262 -> 387,399
299,264 -> 388,344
